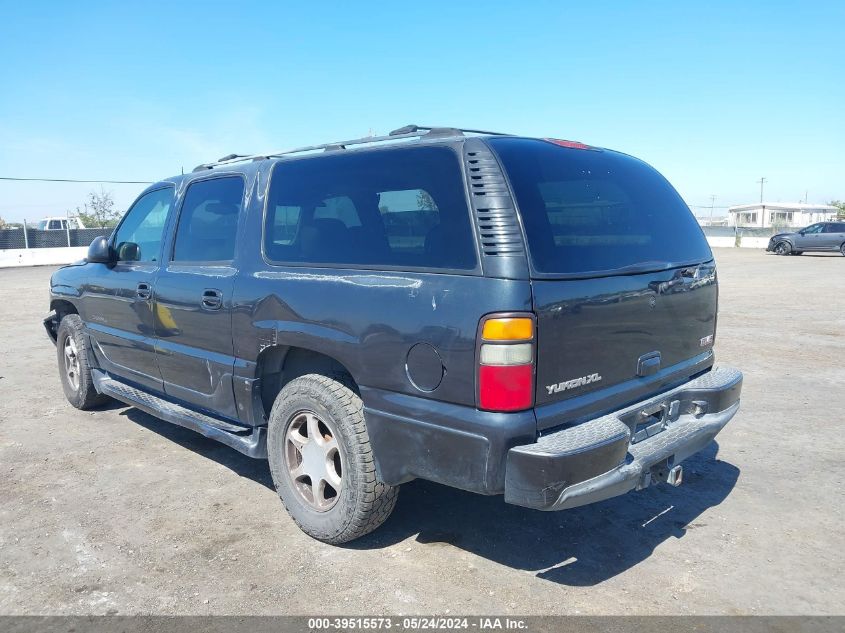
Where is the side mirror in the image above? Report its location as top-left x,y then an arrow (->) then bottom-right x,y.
87,236 -> 113,264
116,241 -> 140,261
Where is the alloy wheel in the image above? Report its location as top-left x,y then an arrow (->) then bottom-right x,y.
63,336 -> 80,391
284,411 -> 343,512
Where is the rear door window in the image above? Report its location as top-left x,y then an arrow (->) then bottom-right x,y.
263,146 -> 476,270
172,176 -> 245,262
489,137 -> 712,276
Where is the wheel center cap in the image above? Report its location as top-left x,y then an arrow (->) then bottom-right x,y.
301,439 -> 324,478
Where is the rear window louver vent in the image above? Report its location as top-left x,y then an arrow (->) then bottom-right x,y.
464,144 -> 524,257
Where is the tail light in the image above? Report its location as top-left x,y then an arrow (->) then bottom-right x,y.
544,138 -> 592,150
477,315 -> 535,412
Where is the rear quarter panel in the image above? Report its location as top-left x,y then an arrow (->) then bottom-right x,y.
231,267 -> 533,408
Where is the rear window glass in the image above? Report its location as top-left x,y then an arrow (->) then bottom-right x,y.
264,146 -> 476,270
489,137 -> 712,275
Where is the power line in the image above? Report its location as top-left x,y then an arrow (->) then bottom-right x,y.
0,176 -> 152,184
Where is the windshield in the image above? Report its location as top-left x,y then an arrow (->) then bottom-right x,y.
488,137 -> 712,276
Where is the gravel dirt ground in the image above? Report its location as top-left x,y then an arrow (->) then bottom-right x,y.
1,248 -> 843,615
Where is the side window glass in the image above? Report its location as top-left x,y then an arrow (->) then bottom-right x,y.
269,205 -> 302,245
822,223 -> 843,233
172,177 -> 245,262
314,196 -> 360,228
112,187 -> 174,262
378,189 -> 439,255
263,147 -> 477,270
805,224 -> 823,234
49,220 -> 61,230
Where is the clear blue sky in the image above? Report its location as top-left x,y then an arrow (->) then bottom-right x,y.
1,0 -> 842,222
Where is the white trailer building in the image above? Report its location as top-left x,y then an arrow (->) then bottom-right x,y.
727,202 -> 838,228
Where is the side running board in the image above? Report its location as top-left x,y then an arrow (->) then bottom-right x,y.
92,370 -> 267,459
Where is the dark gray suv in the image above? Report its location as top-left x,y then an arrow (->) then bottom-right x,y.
767,221 -> 845,255
44,125 -> 743,543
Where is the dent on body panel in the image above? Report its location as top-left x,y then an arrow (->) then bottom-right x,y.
250,269 -> 429,358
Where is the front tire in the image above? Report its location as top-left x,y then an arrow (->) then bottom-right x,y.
56,314 -> 109,410
774,241 -> 792,255
840,243 -> 845,256
267,374 -> 398,544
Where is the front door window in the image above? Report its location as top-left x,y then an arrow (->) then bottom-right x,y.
112,188 -> 174,262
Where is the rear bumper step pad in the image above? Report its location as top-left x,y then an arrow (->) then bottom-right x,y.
505,366 -> 742,510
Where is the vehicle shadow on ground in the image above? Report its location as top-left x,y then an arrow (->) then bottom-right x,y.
120,407 -> 738,587
352,441 -> 739,587
121,408 -> 276,489
97,399 -> 134,413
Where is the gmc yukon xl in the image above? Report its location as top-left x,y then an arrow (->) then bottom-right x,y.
44,125 -> 743,543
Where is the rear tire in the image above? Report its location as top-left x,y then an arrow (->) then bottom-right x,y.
267,374 -> 398,544
56,314 -> 109,410
774,241 -> 792,255
840,243 -> 845,256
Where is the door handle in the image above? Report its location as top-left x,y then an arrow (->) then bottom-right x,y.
201,288 -> 223,310
136,282 -> 152,300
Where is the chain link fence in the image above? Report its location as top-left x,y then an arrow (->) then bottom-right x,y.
0,227 -> 113,249
0,224 -> 795,251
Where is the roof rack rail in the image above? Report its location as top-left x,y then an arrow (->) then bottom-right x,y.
192,124 -> 510,172
388,124 -> 509,137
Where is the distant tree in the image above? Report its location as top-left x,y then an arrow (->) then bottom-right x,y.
416,190 -> 437,210
829,200 -> 845,219
75,188 -> 121,228
0,216 -> 6,229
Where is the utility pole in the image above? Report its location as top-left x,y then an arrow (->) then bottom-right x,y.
709,194 -> 717,225
757,177 -> 767,204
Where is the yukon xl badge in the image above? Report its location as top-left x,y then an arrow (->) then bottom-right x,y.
546,373 -> 602,395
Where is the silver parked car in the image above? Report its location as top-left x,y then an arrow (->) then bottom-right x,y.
767,222 -> 845,256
